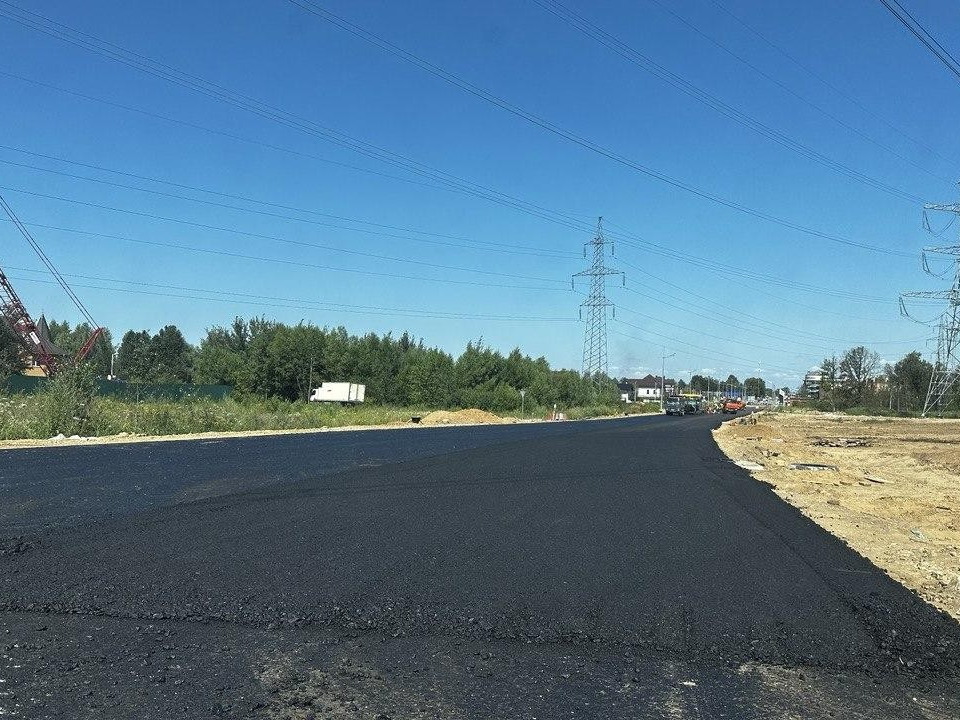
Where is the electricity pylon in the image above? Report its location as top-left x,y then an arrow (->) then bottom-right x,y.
900,189 -> 960,416
572,217 -> 623,384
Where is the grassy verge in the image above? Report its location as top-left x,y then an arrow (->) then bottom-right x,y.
0,392 -> 632,441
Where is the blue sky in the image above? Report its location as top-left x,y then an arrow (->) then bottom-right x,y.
2,0 -> 959,388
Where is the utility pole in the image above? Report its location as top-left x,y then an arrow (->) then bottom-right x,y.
661,351 -> 675,411
901,186 -> 960,416
573,217 -> 623,387
307,357 -> 314,402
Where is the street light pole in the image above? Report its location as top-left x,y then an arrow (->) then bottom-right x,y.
661,351 -> 675,411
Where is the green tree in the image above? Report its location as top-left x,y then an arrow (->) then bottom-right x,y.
148,325 -> 193,383
744,377 -> 766,398
889,351 -> 932,411
46,321 -> 114,376
839,346 -> 880,407
398,346 -> 455,406
116,330 -> 152,382
0,322 -> 26,378
819,356 -> 839,409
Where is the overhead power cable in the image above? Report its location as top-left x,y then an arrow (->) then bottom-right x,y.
0,71 -> 907,305
609,320 -> 805,377
1,217 -> 569,293
0,153 -> 576,260
0,191 -> 97,327
877,0 -> 960,83
0,0 -> 913,259
709,0 -> 957,169
0,185 -> 568,286
0,6 -> 592,234
0,142 -> 894,307
286,0 -> 913,258
9,267 -> 575,323
614,254 -> 890,334
534,0 -> 933,197
619,285 -> 924,350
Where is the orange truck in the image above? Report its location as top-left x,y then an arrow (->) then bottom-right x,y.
722,398 -> 746,414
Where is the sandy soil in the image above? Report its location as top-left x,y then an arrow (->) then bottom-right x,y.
714,411 -> 960,621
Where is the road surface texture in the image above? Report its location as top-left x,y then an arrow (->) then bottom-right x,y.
1,414 -> 959,718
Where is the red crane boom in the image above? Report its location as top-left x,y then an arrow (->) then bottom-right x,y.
0,193 -> 104,375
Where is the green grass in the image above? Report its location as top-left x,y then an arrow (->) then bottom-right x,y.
0,393 -> 628,440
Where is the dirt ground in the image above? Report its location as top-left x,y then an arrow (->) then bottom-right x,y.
420,408 -> 508,425
714,411 -> 960,622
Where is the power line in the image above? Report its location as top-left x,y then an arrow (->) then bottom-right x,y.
709,0 -> 957,170
643,0 -> 953,184
877,0 -> 960,83
0,7 -> 594,234
0,70 -> 909,303
286,0 -> 914,258
0,1 -> 915,259
8,267 -> 576,324
0,191 -> 97,327
1,217 -> 569,293
0,185 -> 569,286
609,320 -> 803,378
0,147 -> 576,260
534,0 -> 932,199
617,287 -> 924,355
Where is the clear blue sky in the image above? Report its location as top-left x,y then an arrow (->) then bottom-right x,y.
2,0 -> 959,388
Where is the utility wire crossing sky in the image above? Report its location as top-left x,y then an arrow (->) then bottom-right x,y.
1,0 -> 959,385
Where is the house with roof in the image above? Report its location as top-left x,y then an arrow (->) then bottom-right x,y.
621,374 -> 676,402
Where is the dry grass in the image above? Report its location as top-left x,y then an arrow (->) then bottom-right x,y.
714,411 -> 960,621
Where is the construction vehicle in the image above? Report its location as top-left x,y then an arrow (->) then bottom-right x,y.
680,393 -> 704,414
665,394 -> 704,416
309,382 -> 366,404
664,395 -> 684,415
722,398 -> 746,414
0,194 -> 104,376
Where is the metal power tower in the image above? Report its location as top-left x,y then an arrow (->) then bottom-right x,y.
572,217 -> 622,383
900,190 -> 960,416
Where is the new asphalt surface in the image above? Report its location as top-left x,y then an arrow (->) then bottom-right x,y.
1,414 -> 959,719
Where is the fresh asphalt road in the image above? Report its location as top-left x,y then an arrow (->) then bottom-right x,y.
1,414 -> 959,719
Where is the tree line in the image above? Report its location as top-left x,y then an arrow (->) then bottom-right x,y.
802,346 -> 937,413
11,316 -> 618,411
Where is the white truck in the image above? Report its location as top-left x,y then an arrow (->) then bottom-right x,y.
309,382 -> 366,404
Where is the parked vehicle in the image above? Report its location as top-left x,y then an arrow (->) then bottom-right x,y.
722,398 -> 745,414
309,382 -> 366,404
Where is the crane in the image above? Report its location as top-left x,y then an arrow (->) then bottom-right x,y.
0,193 -> 104,376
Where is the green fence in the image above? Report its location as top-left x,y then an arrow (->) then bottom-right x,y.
4,375 -> 232,400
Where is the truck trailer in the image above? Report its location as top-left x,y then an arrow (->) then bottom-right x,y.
309,382 -> 366,404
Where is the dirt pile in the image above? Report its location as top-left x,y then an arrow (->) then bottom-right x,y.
419,409 -> 506,426
714,411 -> 960,621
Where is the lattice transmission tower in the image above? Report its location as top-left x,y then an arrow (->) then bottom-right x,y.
900,189 -> 960,416
572,217 -> 623,383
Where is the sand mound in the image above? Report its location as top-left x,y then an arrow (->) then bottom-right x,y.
420,409 -> 505,425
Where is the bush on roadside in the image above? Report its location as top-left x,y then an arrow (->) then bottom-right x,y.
35,363 -> 98,437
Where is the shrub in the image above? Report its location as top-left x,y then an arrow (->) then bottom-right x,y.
36,363 -> 98,437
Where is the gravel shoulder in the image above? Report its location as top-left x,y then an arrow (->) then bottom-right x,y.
714,411 -> 960,622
